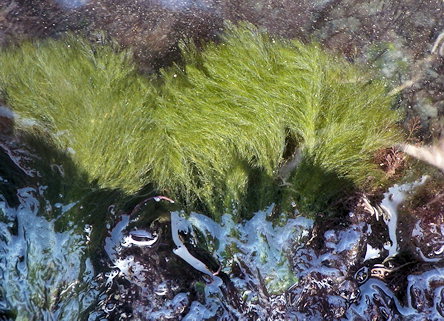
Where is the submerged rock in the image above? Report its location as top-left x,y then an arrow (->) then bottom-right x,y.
286,178 -> 444,320
95,204 -> 310,320
1,132 -> 444,320
1,1 -> 444,320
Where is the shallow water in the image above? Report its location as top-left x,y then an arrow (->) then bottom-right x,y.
1,1 -> 444,319
284,177 -> 444,320
0,187 -> 99,320
1,158 -> 444,320
94,202 -> 310,320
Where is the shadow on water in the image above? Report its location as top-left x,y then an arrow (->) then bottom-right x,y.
2,128 -> 444,320
287,158 -> 356,218
0,146 -> 27,208
2,1 -> 444,318
0,143 -> 97,319
0,132 -> 172,320
0,129 -> 312,320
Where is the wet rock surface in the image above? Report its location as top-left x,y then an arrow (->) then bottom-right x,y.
287,213 -> 368,320
1,1 -> 444,320
93,185 -> 444,320
1,0 -> 443,132
287,184 -> 444,320
97,214 -> 212,320
94,205 -> 305,320
2,1 -> 443,110
1,132 -> 444,320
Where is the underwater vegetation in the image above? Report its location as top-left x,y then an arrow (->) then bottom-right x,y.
0,23 -> 401,219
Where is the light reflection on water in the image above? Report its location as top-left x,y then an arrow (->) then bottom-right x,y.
0,180 -> 443,320
100,204 -> 311,320
0,187 -> 99,320
348,271 -> 444,320
187,207 -> 313,294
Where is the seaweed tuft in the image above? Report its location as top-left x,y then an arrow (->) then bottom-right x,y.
0,23 -> 402,219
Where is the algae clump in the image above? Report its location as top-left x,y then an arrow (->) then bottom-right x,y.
0,23 -> 401,218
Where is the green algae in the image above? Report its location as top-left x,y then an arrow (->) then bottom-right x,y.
0,23 -> 402,219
